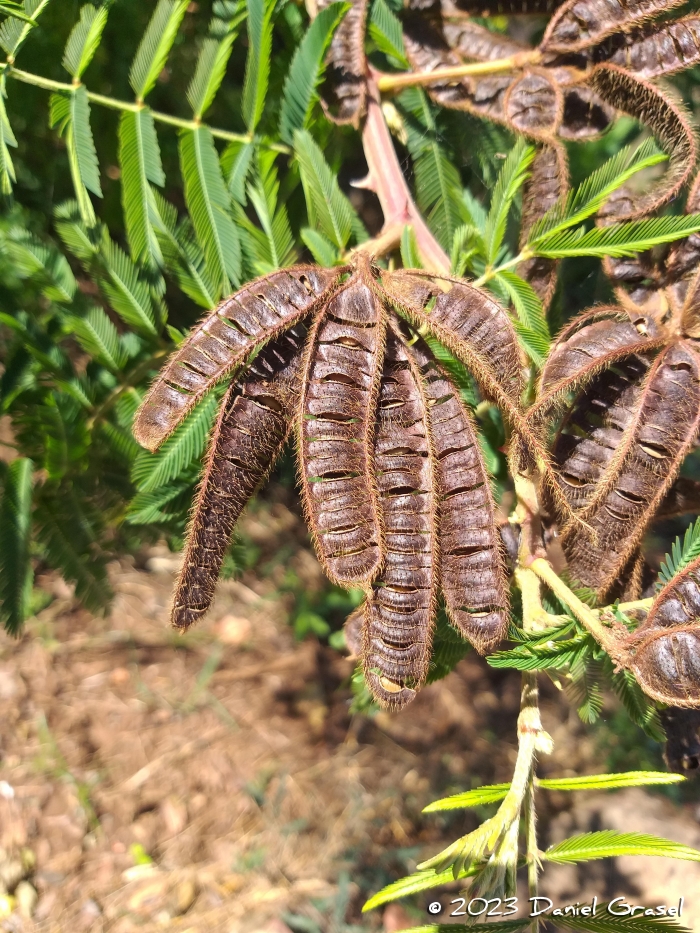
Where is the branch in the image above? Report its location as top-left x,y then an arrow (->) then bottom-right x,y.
358,77 -> 450,274
376,50 -> 540,93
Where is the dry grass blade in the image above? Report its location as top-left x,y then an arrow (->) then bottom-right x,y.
298,273 -> 386,587
410,337 -> 508,654
363,333 -> 438,710
133,266 -> 342,452
171,327 -> 307,629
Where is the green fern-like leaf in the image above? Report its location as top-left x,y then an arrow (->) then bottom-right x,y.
608,664 -> 665,742
484,138 -> 535,264
658,516 -> 700,587
423,783 -> 510,812
2,227 -> 76,301
0,0 -> 50,56
279,2 -> 349,145
294,129 -> 357,249
126,478 -> 197,525
400,224 -> 421,269
244,151 -> 296,270
368,0 -> 407,66
99,236 -> 159,335
530,138 -> 665,242
118,108 -> 165,268
150,190 -> 218,307
544,830 -> 700,864
131,391 -> 219,493
300,227 -> 339,266
179,125 -> 241,296
534,215 -> 700,259
222,139 -> 255,204
129,0 -> 188,101
69,305 -> 127,371
242,0 -> 275,132
0,457 -> 34,635
551,911 -> 691,933
362,864 -> 480,913
187,0 -> 244,120
49,87 -> 102,224
538,771 -> 683,791
0,2 -> 38,25
0,74 -> 17,195
62,2 -> 109,79
495,270 -> 549,366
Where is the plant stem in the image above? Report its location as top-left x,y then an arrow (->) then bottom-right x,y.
376,51 -> 540,93
359,78 -> 450,274
529,557 -> 625,657
1,64 -> 290,152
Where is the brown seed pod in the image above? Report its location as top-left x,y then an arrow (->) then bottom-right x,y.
658,477 -> 700,521
298,275 -> 386,587
171,327 -> 306,629
557,344 -> 700,600
362,334 -> 438,710
624,554 -> 700,707
436,0 -> 566,13
133,266 -> 342,452
541,0 -> 687,55
587,64 -> 697,220
599,16 -> 700,80
411,337 -> 509,654
318,0 -> 369,127
558,85 -> 615,141
518,143 -> 569,311
503,68 -> 564,139
441,17 -> 527,63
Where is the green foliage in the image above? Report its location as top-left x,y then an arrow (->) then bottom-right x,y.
544,830 -> 700,864
658,516 -> 700,587
0,457 -> 33,634
187,2 -> 245,121
129,0 -> 188,101
62,3 -> 110,79
243,0 -> 275,132
483,139 -> 534,264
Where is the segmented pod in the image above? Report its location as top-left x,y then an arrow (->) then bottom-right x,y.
318,0 -> 369,126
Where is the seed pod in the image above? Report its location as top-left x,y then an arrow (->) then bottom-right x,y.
171,327 -> 306,629
559,344 -> 700,600
587,65 -> 696,220
411,339 -> 509,653
298,276 -> 386,587
532,307 -> 663,427
318,0 -> 369,126
518,143 -> 569,311
559,85 -> 614,141
602,16 -> 700,81
133,266 -> 342,452
439,0 -> 566,13
441,17 -> 527,63
541,0 -> 686,55
504,68 -> 563,139
363,335 -> 438,710
625,554 -> 700,707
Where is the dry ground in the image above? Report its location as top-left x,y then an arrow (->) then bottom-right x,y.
1,502 -> 700,932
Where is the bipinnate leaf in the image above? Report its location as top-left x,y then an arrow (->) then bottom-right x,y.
279,1 -> 350,145
294,129 -> 358,250
301,228 -> 339,267
538,772 -> 684,791
549,910 -> 692,933
178,126 -> 241,297
172,327 -> 306,628
423,783 -> 511,812
362,864 -> 480,912
298,273 -> 385,587
0,457 -> 33,635
544,830 -> 700,864
49,87 -> 102,224
99,236 -> 159,335
658,516 -> 700,587
495,271 -> 549,366
129,0 -> 188,102
133,265 -> 341,452
533,216 -> 700,260
187,1 -> 244,120
132,391 -> 220,494
368,0 -> 407,66
484,138 -> 535,264
0,74 -> 16,196
150,191 -> 218,308
62,2 -> 109,79
118,108 -> 165,267
0,0 -> 50,57
70,305 -> 127,372
242,0 -> 275,132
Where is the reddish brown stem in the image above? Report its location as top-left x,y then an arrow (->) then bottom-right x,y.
359,77 -> 450,274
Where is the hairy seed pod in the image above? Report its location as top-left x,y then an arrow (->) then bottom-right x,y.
559,344 -> 700,600
504,68 -> 563,139
133,266 -> 341,452
587,65 -> 697,220
559,86 -> 615,141
602,16 -> 700,81
518,144 -> 569,310
541,0 -> 686,55
410,339 -> 509,653
441,17 -> 527,63
363,334 -> 438,710
439,0 -> 567,13
171,327 -> 306,629
625,554 -> 700,707
532,307 -> 663,427
319,0 -> 369,126
299,276 -> 386,586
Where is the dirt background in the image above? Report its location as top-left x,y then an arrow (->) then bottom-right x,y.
1,502 -> 700,933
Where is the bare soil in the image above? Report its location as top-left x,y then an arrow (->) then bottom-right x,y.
1,502 -> 700,932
